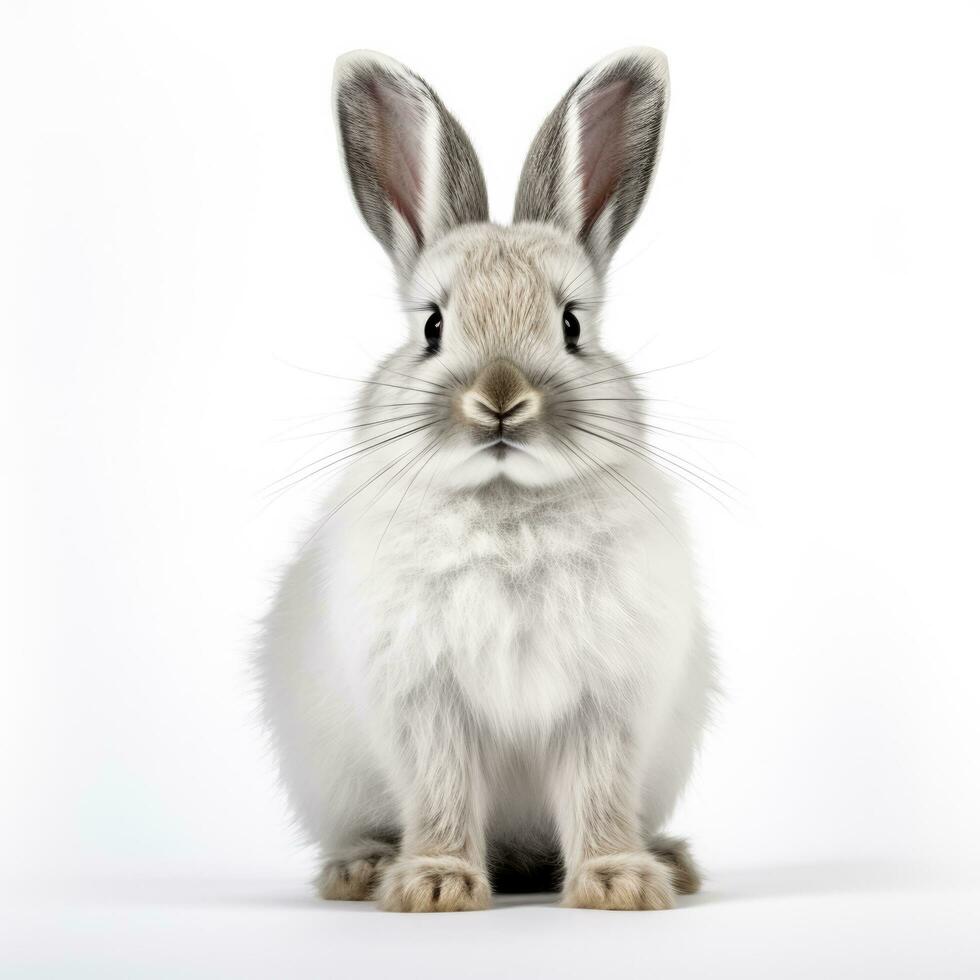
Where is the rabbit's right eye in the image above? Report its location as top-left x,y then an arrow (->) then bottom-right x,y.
424,306 -> 443,353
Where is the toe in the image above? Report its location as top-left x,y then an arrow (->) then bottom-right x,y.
562,852 -> 676,911
377,856 -> 492,912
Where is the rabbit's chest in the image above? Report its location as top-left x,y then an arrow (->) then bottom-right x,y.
356,510 -> 651,730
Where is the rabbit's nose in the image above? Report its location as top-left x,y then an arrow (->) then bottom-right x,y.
460,360 -> 541,428
468,392 -> 537,423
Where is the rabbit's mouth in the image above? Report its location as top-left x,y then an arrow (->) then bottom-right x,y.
488,442 -> 508,461
452,434 -> 567,489
481,438 -> 528,461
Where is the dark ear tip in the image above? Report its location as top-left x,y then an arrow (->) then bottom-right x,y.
590,46 -> 669,78
581,47 -> 669,102
334,49 -> 407,81
332,50 -> 416,108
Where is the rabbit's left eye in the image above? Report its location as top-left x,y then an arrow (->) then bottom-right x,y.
563,306 -> 581,351
424,306 -> 443,353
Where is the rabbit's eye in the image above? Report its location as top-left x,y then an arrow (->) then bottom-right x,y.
563,306 -> 581,351
424,306 -> 443,353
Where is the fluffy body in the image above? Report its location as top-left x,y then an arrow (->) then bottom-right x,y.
259,48 -> 715,911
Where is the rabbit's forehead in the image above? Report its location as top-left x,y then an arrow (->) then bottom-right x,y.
409,226 -> 597,355
418,225 -> 596,338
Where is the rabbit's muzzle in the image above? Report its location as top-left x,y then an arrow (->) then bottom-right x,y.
457,359 -> 542,438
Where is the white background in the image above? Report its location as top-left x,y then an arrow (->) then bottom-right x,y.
3,1 -> 980,976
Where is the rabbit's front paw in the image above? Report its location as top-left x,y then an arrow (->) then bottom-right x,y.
377,855 -> 491,912
562,852 -> 676,911
316,841 -> 397,901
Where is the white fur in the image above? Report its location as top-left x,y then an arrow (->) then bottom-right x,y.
260,49 -> 713,910
259,445 -> 712,846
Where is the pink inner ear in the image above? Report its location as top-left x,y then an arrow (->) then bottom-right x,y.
370,77 -> 426,244
577,78 -> 633,235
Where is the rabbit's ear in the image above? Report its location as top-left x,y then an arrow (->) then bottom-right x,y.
514,48 -> 669,269
333,51 -> 489,272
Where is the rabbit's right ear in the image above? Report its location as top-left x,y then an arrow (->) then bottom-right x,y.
333,51 -> 489,274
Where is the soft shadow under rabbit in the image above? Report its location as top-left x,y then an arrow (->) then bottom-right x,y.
259,47 -> 714,912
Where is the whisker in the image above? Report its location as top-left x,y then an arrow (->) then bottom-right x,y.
565,416 -> 738,494
266,415 -> 439,489
568,409 -> 728,444
632,407 -> 731,433
439,360 -> 468,390
554,256 -> 582,299
300,435 -> 437,548
270,401 -> 446,445
275,411 -> 437,442
555,431 -> 679,540
551,397 -> 671,405
557,353 -> 713,393
269,411 -> 437,499
276,358 -> 449,398
265,419 -> 440,499
545,334 -> 666,392
413,435 -> 456,529
278,401 -> 445,424
379,364 -> 452,391
563,421 -> 737,511
418,251 -> 450,302
550,360 -> 624,391
358,435 -> 441,522
559,263 -> 602,301
544,424 -> 604,518
371,437 -> 445,559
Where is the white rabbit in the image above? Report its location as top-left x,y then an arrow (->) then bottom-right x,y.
259,47 -> 715,912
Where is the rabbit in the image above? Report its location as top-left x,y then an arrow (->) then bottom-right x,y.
258,46 -> 715,912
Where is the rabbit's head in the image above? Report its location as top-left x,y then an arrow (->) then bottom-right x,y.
334,49 -> 668,489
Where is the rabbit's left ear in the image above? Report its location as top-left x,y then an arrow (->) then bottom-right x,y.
333,50 -> 489,273
514,48 -> 669,269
